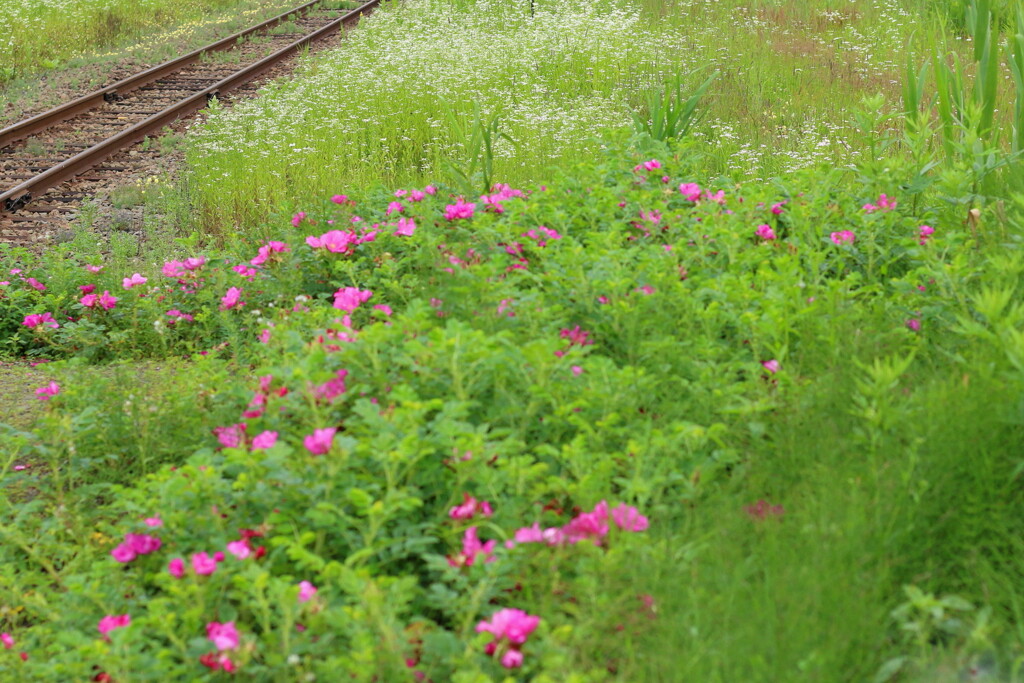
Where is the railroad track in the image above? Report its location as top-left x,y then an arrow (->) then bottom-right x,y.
0,0 -> 379,245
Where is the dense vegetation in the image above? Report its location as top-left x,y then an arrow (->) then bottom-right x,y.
2,0 -> 1024,680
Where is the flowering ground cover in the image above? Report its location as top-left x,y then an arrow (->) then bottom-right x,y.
2,0 -> 1024,679
3,128 -> 1024,678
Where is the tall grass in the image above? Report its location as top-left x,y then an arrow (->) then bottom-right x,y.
0,0 -> 307,81
185,0 -> 978,231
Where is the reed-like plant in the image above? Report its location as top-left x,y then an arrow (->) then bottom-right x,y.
631,70 -> 718,143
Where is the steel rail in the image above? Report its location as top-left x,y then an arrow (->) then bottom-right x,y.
0,0 -> 343,150
1,0 -> 379,215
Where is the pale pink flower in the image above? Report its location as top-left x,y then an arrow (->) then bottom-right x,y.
221,287 -> 243,310
207,622 -> 239,651
98,614 -> 131,637
35,382 -> 60,401
830,230 -> 855,245
226,540 -> 251,560
298,581 -> 317,603
251,431 -> 278,451
611,504 -> 649,531
144,516 -> 163,527
755,224 -> 776,240
86,265 -> 103,273
259,328 -> 272,344
304,427 -> 337,455
333,287 -> 372,312
761,359 -> 780,374
373,304 -> 393,317
163,260 -> 186,278
571,365 -> 583,376
192,552 -> 218,575
122,273 -> 148,289
183,256 -> 206,271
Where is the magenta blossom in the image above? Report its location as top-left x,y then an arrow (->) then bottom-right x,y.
79,284 -> 96,294
221,287 -> 244,310
331,194 -> 348,204
447,526 -> 496,568
393,217 -> 416,237
746,499 -> 785,521
755,224 -> 776,240
906,318 -> 922,332
98,614 -> 131,637
1,633 -> 13,649
291,212 -> 307,227
563,501 -> 610,544
144,516 -> 163,527
251,241 -> 290,267
214,423 -> 247,449
679,182 -> 702,201
449,494 -> 494,520
444,198 -> 476,221
207,622 -> 240,651
122,273 -> 148,289
476,608 -> 540,669
25,277 -> 46,292
192,552 -> 218,575
307,230 -> 357,253
80,293 -> 98,307
333,287 -> 373,312
97,291 -> 118,310
761,359 -> 780,374
304,427 -> 337,455
86,264 -> 103,273
168,558 -> 185,578
22,312 -> 59,329
35,381 -> 60,401
918,225 -> 935,245
298,581 -> 318,603
251,431 -> 278,451
111,533 -> 162,563
830,230 -> 855,245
